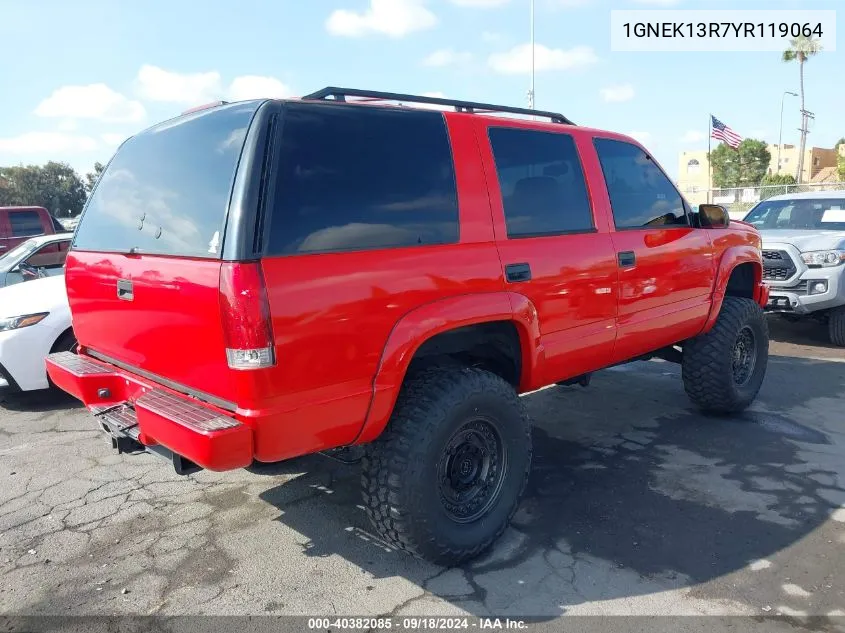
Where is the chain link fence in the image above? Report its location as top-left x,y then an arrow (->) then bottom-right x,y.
704,182 -> 845,219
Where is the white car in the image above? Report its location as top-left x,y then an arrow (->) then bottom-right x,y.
0,233 -> 74,288
0,275 -> 75,392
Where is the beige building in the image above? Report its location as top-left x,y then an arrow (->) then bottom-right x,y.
677,144 -> 840,205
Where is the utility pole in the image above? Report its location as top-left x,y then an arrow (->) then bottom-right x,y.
796,109 -> 814,183
777,91 -> 797,174
527,0 -> 535,110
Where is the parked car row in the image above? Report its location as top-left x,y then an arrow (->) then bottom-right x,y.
0,207 -> 76,393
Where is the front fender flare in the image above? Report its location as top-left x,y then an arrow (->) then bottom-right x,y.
352,292 -> 543,445
701,245 -> 764,334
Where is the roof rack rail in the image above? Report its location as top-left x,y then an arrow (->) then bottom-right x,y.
302,87 -> 574,125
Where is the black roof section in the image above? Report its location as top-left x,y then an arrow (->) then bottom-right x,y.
302,87 -> 574,125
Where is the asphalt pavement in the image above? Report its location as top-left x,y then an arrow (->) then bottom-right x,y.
1,316 -> 843,626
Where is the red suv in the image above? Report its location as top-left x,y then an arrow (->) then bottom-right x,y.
47,88 -> 770,564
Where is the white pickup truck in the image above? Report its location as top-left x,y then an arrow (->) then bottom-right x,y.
743,190 -> 845,346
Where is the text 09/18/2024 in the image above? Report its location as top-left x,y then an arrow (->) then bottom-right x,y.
611,9 -> 837,52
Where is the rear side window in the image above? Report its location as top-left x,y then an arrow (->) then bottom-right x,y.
267,103 -> 459,255
26,241 -> 70,269
488,128 -> 593,238
73,102 -> 260,258
10,210 -> 43,237
594,138 -> 686,229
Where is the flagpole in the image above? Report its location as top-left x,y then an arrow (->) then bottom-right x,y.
707,113 -> 712,204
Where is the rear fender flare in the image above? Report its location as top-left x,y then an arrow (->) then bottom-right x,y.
702,245 -> 764,334
353,292 -> 543,445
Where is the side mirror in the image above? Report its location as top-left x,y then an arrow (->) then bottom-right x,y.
698,204 -> 730,229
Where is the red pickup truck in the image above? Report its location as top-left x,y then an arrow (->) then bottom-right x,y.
0,206 -> 64,256
46,88 -> 770,565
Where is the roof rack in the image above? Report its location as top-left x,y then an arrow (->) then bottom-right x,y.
182,101 -> 229,115
302,87 -> 574,125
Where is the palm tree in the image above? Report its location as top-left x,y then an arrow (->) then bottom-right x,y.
782,36 -> 822,183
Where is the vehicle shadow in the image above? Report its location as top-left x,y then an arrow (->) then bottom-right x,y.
258,355 -> 845,618
0,388 -> 82,413
766,314 -> 838,351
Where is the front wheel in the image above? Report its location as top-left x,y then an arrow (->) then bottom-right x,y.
829,307 -> 845,347
682,297 -> 769,414
361,366 -> 532,566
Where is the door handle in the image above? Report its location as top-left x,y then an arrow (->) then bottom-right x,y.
617,251 -> 636,268
505,263 -> 532,283
117,279 -> 134,301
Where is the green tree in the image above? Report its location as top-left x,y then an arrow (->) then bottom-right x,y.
836,138 -> 845,181
783,36 -> 823,183
85,161 -> 105,194
0,162 -> 87,217
760,172 -> 796,200
709,139 -> 771,188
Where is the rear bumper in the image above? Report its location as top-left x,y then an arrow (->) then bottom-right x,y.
45,351 -> 252,471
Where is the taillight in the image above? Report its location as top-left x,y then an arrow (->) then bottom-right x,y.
219,262 -> 275,370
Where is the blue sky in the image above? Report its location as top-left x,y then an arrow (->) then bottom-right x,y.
0,0 -> 841,179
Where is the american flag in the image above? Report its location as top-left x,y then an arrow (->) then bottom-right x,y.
711,115 -> 743,149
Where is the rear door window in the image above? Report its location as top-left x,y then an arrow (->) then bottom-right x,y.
73,102 -> 260,258
267,103 -> 459,255
488,127 -> 594,238
594,138 -> 687,229
10,210 -> 44,237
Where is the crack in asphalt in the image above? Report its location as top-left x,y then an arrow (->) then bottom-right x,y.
1,348 -> 844,621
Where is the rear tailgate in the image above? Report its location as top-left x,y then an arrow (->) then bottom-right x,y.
66,101 -> 263,405
65,252 -> 233,402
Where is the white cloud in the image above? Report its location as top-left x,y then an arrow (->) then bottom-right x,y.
228,76 -> 293,101
136,65 -> 222,103
488,43 -> 597,74
35,84 -> 146,123
422,48 -> 473,67
0,132 -> 98,154
449,0 -> 510,7
101,133 -> 128,147
680,130 -> 706,143
600,84 -> 635,103
415,92 -> 449,109
326,0 -> 437,37
57,119 -> 78,132
626,131 -> 652,145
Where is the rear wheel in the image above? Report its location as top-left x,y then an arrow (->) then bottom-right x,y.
829,307 -> 845,347
361,366 -> 531,566
682,297 -> 769,414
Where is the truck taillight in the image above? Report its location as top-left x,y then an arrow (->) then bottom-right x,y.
219,262 -> 275,370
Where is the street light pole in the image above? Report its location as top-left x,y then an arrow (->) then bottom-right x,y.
527,0 -> 535,110
778,90 -> 798,174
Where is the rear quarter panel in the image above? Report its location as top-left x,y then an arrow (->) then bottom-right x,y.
255,114 -> 506,461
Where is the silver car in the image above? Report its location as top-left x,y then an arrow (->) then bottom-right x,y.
0,233 -> 74,288
743,191 -> 845,346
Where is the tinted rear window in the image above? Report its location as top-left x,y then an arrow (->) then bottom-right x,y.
10,210 -> 44,237
267,103 -> 459,255
73,102 -> 260,258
